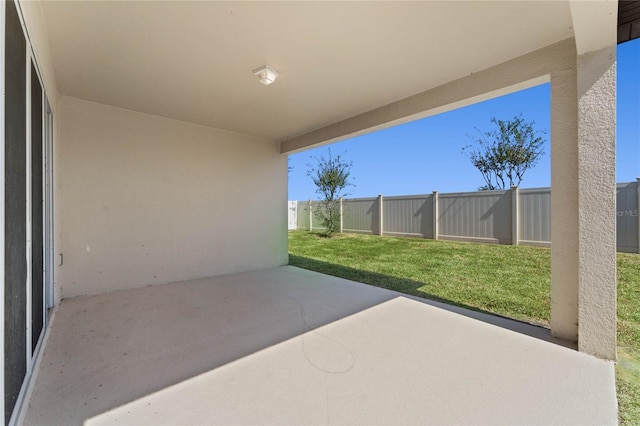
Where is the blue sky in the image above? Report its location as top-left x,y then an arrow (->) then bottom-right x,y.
288,40 -> 640,200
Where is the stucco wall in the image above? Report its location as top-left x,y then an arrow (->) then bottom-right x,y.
57,96 -> 287,298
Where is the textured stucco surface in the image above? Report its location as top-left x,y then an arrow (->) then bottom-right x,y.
549,44 -> 617,360
576,46 -> 617,360
550,64 -> 580,343
57,97 -> 288,298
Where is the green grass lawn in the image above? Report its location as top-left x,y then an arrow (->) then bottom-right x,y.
288,230 -> 640,425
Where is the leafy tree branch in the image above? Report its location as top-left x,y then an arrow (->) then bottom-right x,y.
306,148 -> 354,236
463,115 -> 546,190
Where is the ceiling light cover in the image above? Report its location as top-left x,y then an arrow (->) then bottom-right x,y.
253,65 -> 279,85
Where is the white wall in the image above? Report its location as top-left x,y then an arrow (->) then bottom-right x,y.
57,96 -> 287,298
18,0 -> 58,111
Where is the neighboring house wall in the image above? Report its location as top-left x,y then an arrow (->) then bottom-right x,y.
58,96 -> 288,298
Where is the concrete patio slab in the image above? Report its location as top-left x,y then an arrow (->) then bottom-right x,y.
24,266 -> 617,425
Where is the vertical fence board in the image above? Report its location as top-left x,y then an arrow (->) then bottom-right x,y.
297,201 -> 310,230
438,191 -> 511,243
519,188 -> 551,244
287,201 -> 297,230
289,181 -> 638,252
617,182 -> 639,253
310,201 -> 327,232
342,198 -> 377,234
382,195 -> 433,237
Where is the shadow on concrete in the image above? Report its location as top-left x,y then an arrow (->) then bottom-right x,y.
25,264 -> 577,425
288,254 -> 574,349
23,266 -> 414,424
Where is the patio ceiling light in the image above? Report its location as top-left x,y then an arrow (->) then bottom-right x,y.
253,65 -> 279,85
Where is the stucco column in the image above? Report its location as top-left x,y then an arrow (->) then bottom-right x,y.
550,65 -> 579,344
550,45 -> 617,360
576,46 -> 617,359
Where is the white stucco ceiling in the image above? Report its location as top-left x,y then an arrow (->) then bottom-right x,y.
40,1 -> 575,142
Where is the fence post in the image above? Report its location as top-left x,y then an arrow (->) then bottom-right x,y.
308,199 -> 313,231
340,197 -> 343,234
511,185 -> 519,245
637,178 -> 640,254
377,194 -> 384,235
432,191 -> 439,240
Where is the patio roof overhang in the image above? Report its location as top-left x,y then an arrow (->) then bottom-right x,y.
38,1 -> 603,145
618,0 -> 640,43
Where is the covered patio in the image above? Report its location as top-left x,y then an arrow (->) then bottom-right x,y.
25,267 -> 616,425
2,1 -> 624,424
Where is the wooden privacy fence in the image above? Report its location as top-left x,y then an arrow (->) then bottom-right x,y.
290,180 -> 640,253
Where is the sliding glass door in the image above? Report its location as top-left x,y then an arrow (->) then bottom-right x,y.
3,1 -> 53,422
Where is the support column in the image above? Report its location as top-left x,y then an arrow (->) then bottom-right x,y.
308,199 -> 313,231
550,45 -> 617,360
550,64 -> 580,345
576,46 -> 617,359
